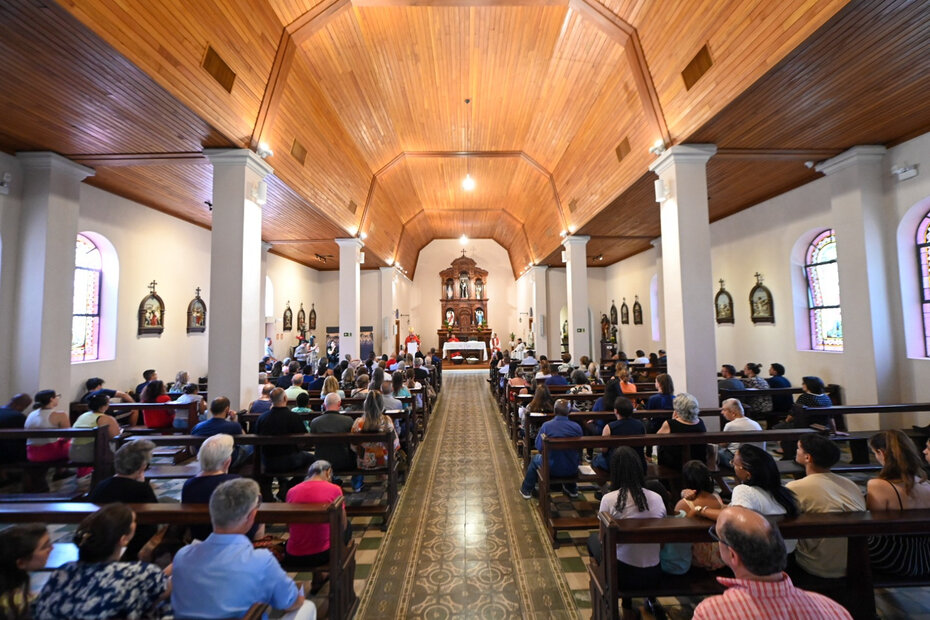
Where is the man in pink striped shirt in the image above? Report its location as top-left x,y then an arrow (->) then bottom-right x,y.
693,506 -> 851,620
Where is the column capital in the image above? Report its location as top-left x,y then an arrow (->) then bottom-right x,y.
204,149 -> 274,179
815,145 -> 886,176
562,235 -> 590,249
335,237 -> 365,249
17,151 -> 95,181
261,241 -> 274,253
379,266 -> 395,274
649,144 -> 717,176
650,237 -> 662,249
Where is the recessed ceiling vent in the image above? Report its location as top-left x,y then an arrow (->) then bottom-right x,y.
615,137 -> 631,163
568,198 -> 578,213
682,44 -> 712,91
202,46 -> 236,93
348,200 -> 358,214
290,139 -> 307,165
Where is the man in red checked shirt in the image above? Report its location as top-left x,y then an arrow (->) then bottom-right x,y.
693,506 -> 851,620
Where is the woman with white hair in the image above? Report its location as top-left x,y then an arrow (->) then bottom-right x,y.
655,393 -> 707,472
181,434 -> 261,541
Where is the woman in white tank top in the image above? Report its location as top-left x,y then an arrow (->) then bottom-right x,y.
24,389 -> 71,462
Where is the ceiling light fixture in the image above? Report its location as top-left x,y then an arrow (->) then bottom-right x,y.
648,139 -> 666,156
462,98 -> 475,192
460,233 -> 468,245
359,231 -> 367,240
257,142 -> 274,159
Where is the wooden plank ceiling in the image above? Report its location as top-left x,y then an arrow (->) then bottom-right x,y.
6,0 -> 930,276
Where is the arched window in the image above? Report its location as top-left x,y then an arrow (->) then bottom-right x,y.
805,229 -> 843,351
72,234 -> 102,362
916,211 -> 930,356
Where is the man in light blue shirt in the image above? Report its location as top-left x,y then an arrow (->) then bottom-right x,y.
171,478 -> 316,619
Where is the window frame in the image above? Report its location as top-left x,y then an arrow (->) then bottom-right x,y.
71,233 -> 103,362
916,211 -> 930,357
804,229 -> 843,352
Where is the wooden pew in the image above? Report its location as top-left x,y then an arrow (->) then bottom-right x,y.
588,508 -> 930,620
0,500 -> 357,620
239,408 -> 416,459
0,427 -> 113,499
516,404 -> 717,468
537,429 -> 818,546
115,431 -> 398,530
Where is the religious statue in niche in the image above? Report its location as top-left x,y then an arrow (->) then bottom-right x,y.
475,308 -> 485,326
459,273 -> 469,298
610,300 -> 618,325
308,303 -> 316,331
561,320 -> 569,346
445,308 -> 456,326
475,279 -> 484,299
445,279 -> 454,300
633,296 -> 643,325
186,287 -> 207,334
600,313 -> 611,341
620,298 -> 630,325
297,303 -> 306,333
715,279 -> 734,324
283,301 -> 293,332
137,280 -> 165,335
749,273 -> 775,324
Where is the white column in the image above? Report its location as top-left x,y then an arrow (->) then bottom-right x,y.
651,238 -> 664,348
649,144 -> 718,409
563,235 -> 591,361
260,241 -> 273,326
13,152 -> 94,395
379,266 -> 395,354
816,146 -> 892,410
527,265 -> 549,356
205,149 -> 272,410
336,238 -> 364,360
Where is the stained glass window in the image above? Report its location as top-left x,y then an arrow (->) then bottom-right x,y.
72,234 -> 102,362
805,229 -> 842,351
917,212 -> 930,356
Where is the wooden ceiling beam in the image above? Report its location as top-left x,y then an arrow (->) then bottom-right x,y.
251,30 -> 296,150
287,0 -> 352,44
714,148 -> 843,162
263,239 -> 339,244
67,152 -> 207,166
404,150 -> 525,159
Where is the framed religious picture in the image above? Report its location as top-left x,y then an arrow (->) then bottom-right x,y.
308,303 -> 317,330
620,298 -> 630,325
632,296 -> 643,325
186,287 -> 207,333
610,300 -> 618,325
715,279 -> 734,324
749,273 -> 775,323
137,280 -> 165,335
297,303 -> 306,333
283,301 -> 293,331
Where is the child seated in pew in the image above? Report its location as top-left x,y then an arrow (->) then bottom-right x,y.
291,392 -> 313,414
671,461 -> 725,571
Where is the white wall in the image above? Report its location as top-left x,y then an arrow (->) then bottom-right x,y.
605,250 -> 664,356
409,239 -> 518,353
68,184 -> 213,399
264,252 -> 328,363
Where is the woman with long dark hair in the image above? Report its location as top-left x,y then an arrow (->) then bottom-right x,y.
35,504 -> 170,619
690,444 -> 798,551
589,447 -> 666,616
140,380 -> 172,428
644,373 -> 675,434
866,430 -> 930,576
0,524 -> 51,619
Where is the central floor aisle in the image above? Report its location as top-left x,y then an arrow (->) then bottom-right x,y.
356,370 -> 580,618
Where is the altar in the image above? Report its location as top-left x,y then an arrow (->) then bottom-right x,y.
442,341 -> 488,361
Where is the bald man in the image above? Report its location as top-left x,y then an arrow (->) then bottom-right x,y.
693,506 -> 851,619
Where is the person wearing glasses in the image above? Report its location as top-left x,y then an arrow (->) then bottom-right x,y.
171,478 -> 316,619
693,506 -> 851,619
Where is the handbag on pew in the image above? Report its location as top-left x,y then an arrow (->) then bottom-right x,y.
253,535 -> 286,563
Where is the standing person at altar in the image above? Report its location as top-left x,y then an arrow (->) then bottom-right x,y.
405,328 -> 420,354
447,333 -> 460,343
490,332 -> 501,353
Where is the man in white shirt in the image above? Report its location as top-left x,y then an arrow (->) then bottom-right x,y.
633,350 -> 649,364
785,434 -> 865,578
718,398 -> 763,468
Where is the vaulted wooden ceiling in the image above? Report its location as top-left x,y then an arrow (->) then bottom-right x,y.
3,0 -> 930,276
